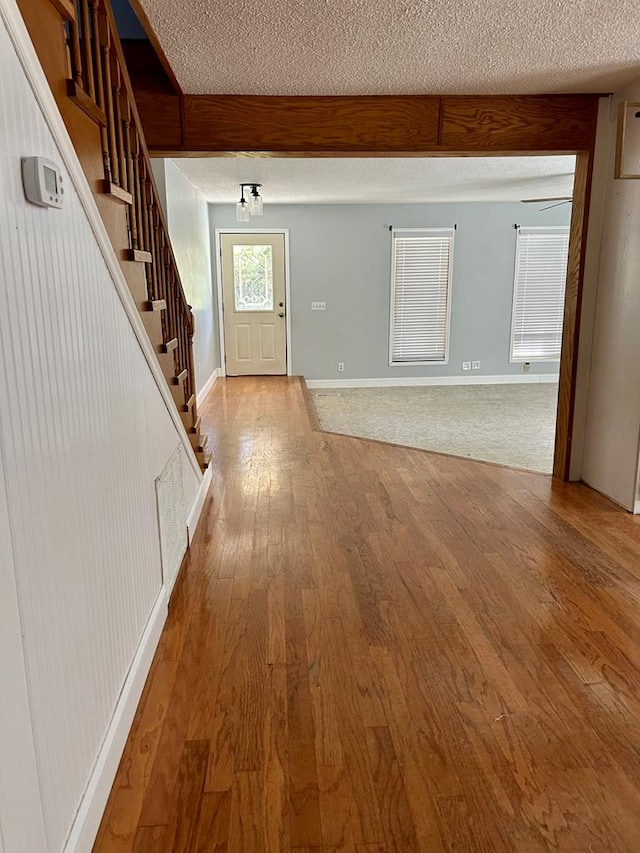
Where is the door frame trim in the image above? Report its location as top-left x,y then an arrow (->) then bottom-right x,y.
214,228 -> 292,377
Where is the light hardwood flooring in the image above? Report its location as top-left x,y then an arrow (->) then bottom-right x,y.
95,376 -> 640,851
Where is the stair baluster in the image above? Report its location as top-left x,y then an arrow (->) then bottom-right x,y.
67,10 -> 83,91
79,0 -> 95,100
112,66 -> 126,192
102,25 -> 119,187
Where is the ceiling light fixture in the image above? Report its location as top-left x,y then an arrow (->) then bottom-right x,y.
236,183 -> 263,222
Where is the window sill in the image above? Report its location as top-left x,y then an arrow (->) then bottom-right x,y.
389,360 -> 449,367
509,357 -> 561,364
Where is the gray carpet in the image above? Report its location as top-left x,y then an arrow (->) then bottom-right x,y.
311,383 -> 559,473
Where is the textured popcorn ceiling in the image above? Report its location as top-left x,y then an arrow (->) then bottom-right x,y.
138,0 -> 640,95
172,156 -> 576,204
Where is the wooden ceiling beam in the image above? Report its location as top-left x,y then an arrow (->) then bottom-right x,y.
130,91 -> 600,156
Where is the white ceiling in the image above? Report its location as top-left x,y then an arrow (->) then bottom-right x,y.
172,156 -> 576,204
139,0 -> 640,95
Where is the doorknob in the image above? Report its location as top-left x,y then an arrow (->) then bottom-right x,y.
278,312 -> 285,318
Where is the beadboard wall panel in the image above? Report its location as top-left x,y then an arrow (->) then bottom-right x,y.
0,7 -> 199,850
0,432 -> 48,852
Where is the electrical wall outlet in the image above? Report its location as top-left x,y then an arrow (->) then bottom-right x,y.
462,361 -> 471,371
472,361 -> 480,370
523,362 -> 531,372
338,362 -> 345,372
311,301 -> 326,311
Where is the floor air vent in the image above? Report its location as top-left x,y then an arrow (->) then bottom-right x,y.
155,445 -> 187,593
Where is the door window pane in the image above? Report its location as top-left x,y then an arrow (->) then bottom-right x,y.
233,245 -> 274,311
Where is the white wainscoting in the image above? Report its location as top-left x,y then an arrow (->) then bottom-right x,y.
187,465 -> 213,544
0,438 -> 48,852
306,374 -> 559,389
64,589 -> 168,851
0,1 -> 203,849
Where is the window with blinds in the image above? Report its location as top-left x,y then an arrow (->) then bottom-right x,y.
389,228 -> 454,364
510,226 -> 569,362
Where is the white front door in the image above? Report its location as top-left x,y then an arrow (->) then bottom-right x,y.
220,233 -> 287,376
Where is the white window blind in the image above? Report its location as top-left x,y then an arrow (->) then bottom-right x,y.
510,226 -> 569,362
390,228 -> 454,364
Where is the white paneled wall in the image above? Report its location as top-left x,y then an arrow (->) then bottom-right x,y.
0,432 -> 48,852
0,2 -> 201,849
581,81 -> 640,511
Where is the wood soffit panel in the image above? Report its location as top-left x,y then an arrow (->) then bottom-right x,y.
130,91 -> 601,155
184,95 -> 441,152
439,95 -> 599,152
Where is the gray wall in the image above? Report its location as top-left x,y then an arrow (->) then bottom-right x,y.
153,160 -> 220,394
209,201 -> 571,381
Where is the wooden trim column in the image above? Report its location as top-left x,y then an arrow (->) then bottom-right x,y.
554,150 -> 594,480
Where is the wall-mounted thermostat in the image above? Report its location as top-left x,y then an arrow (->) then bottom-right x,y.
22,156 -> 65,209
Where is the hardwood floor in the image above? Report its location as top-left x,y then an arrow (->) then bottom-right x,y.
94,376 -> 640,852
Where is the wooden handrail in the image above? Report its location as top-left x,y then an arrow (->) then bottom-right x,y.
63,0 -> 196,411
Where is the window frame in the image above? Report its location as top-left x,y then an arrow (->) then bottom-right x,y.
388,226 -> 455,367
509,225 -> 569,364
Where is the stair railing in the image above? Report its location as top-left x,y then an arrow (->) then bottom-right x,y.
62,0 -> 196,412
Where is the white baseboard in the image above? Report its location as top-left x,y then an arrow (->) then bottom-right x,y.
577,476 -> 636,514
306,374 -> 559,389
63,588 -> 168,852
187,465 -> 212,542
197,368 -> 222,408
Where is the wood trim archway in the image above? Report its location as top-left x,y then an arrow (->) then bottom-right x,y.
131,87 -> 600,480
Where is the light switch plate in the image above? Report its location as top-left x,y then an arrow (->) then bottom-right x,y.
311,301 -> 326,311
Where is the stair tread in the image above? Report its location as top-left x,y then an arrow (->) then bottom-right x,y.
161,337 -> 178,353
102,181 -> 133,205
182,394 -> 196,412
143,299 -> 166,312
172,368 -> 188,384
66,79 -> 107,126
189,416 -> 201,435
124,248 -> 152,264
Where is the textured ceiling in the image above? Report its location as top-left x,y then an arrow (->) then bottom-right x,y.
172,156 -> 576,204
138,0 -> 640,95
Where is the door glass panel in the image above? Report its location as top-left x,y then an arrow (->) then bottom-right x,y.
233,244 -> 274,311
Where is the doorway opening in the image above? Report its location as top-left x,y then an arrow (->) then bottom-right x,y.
156,147 -> 588,477
196,155 -> 575,473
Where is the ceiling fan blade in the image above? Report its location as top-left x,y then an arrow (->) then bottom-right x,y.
539,200 -> 572,210
520,196 -> 573,203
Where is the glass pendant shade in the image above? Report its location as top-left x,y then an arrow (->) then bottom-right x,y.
236,184 -> 264,220
249,191 -> 263,216
236,199 -> 250,222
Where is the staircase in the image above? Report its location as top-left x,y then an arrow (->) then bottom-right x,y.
17,0 -> 210,470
